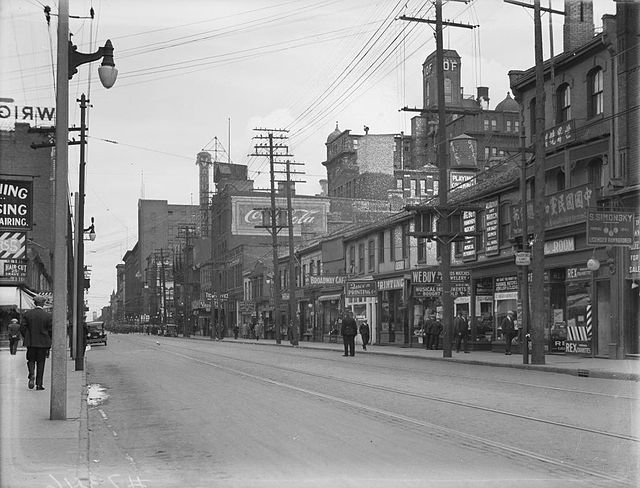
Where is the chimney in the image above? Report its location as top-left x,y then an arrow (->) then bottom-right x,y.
477,86 -> 490,110
319,179 -> 328,196
563,0 -> 594,52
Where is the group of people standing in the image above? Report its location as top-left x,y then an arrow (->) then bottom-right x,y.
339,311 -> 370,357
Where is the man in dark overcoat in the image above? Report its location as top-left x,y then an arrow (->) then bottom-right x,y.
453,310 -> 470,353
501,310 -> 517,355
20,295 -> 52,390
340,311 -> 358,357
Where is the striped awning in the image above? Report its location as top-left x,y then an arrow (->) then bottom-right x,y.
0,286 -> 36,310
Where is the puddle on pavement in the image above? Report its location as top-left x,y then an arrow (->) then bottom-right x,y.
87,383 -> 109,406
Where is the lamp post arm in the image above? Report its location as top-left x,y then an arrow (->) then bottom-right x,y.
68,39 -> 114,79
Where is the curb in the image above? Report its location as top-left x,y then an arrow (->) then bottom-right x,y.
182,336 -> 640,382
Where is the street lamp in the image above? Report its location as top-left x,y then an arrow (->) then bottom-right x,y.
52,0 -> 117,419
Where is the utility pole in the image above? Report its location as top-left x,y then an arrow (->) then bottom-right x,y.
505,0 -> 564,364
51,0 -> 70,420
252,128 -> 292,344
277,160 -> 305,336
74,93 -> 89,371
519,103 -> 530,365
401,0 -> 476,358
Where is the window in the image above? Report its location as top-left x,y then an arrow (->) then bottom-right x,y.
348,245 -> 355,273
444,78 -> 452,103
588,68 -> 604,117
378,232 -> 385,263
417,238 -> 426,263
410,180 -> 417,197
309,261 -> 314,277
529,98 -> 536,136
484,147 -> 490,160
492,147 -> 498,156
506,120 -> 512,132
401,223 -> 409,259
419,179 -> 426,196
499,202 -> 511,246
396,178 -> 403,190
358,243 -> 365,273
588,158 -> 603,188
483,119 -> 490,131
514,120 -> 520,133
302,264 -> 307,286
389,228 -> 395,261
368,239 -> 375,271
491,119 -> 497,131
557,84 -> 571,123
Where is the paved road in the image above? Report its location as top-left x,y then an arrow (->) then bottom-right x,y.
84,334 -> 639,488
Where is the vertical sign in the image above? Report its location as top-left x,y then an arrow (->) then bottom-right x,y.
485,199 -> 499,256
462,211 -> 476,261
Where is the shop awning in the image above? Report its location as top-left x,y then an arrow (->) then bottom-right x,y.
0,286 -> 36,310
318,294 -> 341,302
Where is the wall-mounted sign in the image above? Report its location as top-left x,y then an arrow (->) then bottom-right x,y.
0,258 -> 27,283
0,180 -> 33,231
377,277 -> 404,291
345,280 -> 377,297
544,120 -> 575,149
586,210 -> 635,246
0,98 -> 55,125
0,232 -> 25,259
308,275 -> 346,286
544,237 -> 575,255
485,200 -> 499,256
231,196 -> 329,236
462,211 -> 476,261
626,215 -> 640,279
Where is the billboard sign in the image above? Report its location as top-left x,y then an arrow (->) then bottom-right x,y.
0,180 -> 33,231
231,196 -> 328,236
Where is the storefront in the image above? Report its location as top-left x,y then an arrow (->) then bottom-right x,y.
377,275 -> 407,344
345,279 -> 377,344
309,273 -> 346,342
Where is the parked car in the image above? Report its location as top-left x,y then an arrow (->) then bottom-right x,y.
86,321 -> 107,346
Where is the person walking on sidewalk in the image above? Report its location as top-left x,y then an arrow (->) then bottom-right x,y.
8,318 -> 21,355
341,311 -> 358,357
453,310 -> 470,353
359,321 -> 370,351
425,313 -> 442,350
20,296 -> 52,390
502,310 -> 517,355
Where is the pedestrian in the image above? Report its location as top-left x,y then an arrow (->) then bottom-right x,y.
216,321 -> 224,341
20,295 -> 52,390
8,318 -> 21,355
359,320 -> 370,351
233,323 -> 239,339
340,311 -> 358,357
425,313 -> 441,350
502,310 -> 517,355
255,319 -> 263,341
287,320 -> 299,347
453,310 -> 470,353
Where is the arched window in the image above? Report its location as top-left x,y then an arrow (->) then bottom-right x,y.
556,83 -> 571,123
587,68 -> 604,117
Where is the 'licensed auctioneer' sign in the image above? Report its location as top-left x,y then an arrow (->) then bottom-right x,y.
0,179 -> 33,231
587,210 -> 635,246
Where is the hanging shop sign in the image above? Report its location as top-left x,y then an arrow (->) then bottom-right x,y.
586,210 -> 635,246
345,280 -> 377,297
462,211 -> 476,261
0,180 -> 33,231
626,215 -> 640,279
0,258 -> 27,283
0,232 -> 26,259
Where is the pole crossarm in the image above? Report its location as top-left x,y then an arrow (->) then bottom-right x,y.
503,0 -> 565,15
398,15 -> 477,29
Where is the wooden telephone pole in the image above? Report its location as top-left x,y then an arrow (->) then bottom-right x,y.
401,0 -> 476,358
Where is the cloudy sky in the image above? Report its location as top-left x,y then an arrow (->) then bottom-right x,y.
1,0 -> 616,316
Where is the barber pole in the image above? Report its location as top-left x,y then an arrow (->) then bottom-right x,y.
585,302 -> 593,339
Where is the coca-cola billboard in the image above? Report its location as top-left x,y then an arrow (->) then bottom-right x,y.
231,196 -> 328,236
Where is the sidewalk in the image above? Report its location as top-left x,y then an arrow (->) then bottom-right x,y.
0,347 -> 88,488
198,335 -> 640,381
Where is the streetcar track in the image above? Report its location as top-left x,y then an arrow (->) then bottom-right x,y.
154,344 -> 634,487
141,337 -> 638,443
135,336 -> 638,400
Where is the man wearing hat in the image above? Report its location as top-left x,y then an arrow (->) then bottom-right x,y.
501,310 -> 517,355
8,318 -> 21,355
20,295 -> 52,390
